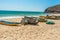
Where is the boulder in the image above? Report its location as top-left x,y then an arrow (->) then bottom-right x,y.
21,16 -> 39,25
46,20 -> 55,24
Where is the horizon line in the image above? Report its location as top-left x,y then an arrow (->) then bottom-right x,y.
0,10 -> 43,12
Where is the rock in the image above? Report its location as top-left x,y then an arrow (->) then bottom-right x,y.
44,4 -> 60,13
46,20 -> 55,24
21,16 -> 39,25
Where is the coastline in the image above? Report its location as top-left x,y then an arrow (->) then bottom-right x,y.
0,13 -> 60,19
0,16 -> 39,19
0,16 -> 24,20
47,13 -> 60,16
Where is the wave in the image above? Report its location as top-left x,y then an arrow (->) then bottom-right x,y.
0,16 -> 24,19
0,16 -> 40,19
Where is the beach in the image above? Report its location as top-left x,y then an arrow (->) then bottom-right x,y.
0,0 -> 60,40
0,17 -> 60,40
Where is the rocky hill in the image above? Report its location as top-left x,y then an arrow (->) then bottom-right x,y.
44,5 -> 60,13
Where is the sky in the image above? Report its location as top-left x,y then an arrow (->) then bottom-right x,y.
0,0 -> 60,12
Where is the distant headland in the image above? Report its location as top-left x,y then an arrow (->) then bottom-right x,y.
44,4 -> 60,13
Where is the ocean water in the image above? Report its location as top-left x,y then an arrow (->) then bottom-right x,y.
0,10 -> 48,19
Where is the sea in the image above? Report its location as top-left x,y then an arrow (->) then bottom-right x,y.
0,10 -> 48,19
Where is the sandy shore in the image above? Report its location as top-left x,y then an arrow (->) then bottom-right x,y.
0,18 -> 60,40
47,13 -> 60,16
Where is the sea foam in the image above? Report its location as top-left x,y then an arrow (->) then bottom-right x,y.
0,16 -> 24,19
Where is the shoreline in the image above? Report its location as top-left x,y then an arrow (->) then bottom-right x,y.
0,16 -> 39,19
0,13 -> 60,19
0,16 -> 24,19
48,13 -> 60,16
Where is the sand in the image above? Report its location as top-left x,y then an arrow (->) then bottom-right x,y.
0,18 -> 60,40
